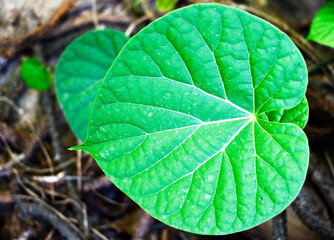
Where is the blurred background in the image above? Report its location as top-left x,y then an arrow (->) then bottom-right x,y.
0,0 -> 334,239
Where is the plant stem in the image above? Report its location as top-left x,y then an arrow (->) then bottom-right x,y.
273,211 -> 287,240
308,56 -> 334,74
91,0 -> 99,29
41,90 -> 64,163
132,211 -> 154,240
41,89 -> 88,235
291,189 -> 334,239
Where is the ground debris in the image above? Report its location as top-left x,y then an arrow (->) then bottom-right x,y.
1,0 -> 334,240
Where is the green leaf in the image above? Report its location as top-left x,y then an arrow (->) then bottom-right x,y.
21,58 -> 51,91
157,0 -> 177,12
74,4 -> 309,235
307,0 -> 334,48
55,29 -> 129,142
266,96 -> 308,129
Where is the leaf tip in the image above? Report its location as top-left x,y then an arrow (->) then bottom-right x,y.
69,144 -> 86,151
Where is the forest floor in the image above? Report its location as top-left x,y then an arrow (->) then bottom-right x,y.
0,0 -> 334,239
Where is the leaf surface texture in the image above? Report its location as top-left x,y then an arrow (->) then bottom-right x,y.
77,4 -> 309,235
55,30 -> 129,141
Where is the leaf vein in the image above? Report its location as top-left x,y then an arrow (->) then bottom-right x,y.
139,120 -> 252,198
183,15 -> 227,99
256,120 -> 303,173
163,32 -> 195,85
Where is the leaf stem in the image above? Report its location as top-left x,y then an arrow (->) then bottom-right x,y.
308,56 -> 334,75
91,0 -> 99,29
273,210 -> 287,240
291,189 -> 334,239
41,90 -> 64,163
132,210 -> 154,240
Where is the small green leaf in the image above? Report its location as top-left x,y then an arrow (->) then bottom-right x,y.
76,4 -> 309,235
266,96 -> 308,129
307,0 -> 334,48
55,29 -> 129,142
20,58 -> 51,91
157,0 -> 177,12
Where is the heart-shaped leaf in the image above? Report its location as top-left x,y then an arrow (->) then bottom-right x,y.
55,29 -> 129,141
308,0 -> 334,48
73,4 -> 309,235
